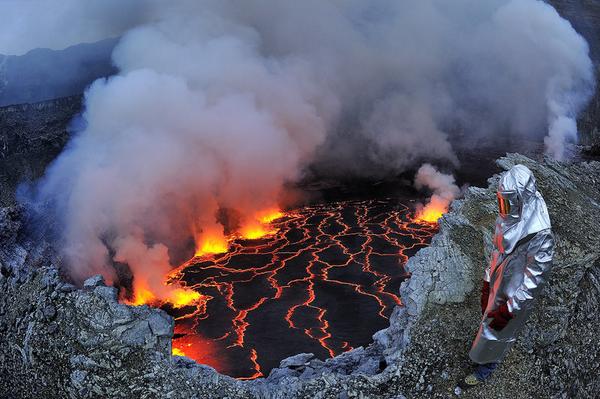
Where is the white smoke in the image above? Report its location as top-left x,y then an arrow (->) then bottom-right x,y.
490,1 -> 594,160
16,1 -> 594,295
414,164 -> 461,222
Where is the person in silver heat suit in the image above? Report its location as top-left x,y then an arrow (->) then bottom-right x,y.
461,164 -> 554,387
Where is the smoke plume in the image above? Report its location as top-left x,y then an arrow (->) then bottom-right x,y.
16,1 -> 594,300
414,164 -> 461,223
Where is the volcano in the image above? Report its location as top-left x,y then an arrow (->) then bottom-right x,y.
162,198 -> 437,378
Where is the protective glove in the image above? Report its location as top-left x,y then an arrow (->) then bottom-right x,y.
487,303 -> 513,331
480,281 -> 490,314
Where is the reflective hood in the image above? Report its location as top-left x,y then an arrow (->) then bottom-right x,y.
494,165 -> 551,254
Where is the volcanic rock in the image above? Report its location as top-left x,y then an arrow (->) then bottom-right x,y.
279,353 -> 315,369
83,275 -> 105,289
0,153 -> 599,398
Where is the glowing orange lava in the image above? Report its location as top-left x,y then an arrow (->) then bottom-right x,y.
192,209 -> 283,254
167,287 -> 203,308
171,327 -> 225,373
415,197 -> 449,223
195,235 -> 229,257
126,209 -> 283,316
126,283 -> 202,308
128,286 -> 157,306
257,209 -> 284,223
167,199 -> 437,379
239,208 -> 283,240
172,347 -> 185,356
239,223 -> 277,240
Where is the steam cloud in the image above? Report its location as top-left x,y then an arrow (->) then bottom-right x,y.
414,164 -> 461,222
16,1 -> 594,298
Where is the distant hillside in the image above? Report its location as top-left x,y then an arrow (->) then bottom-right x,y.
0,38 -> 117,107
0,96 -> 82,205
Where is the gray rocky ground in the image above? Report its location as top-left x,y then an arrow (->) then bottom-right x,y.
1,153 -> 599,398
1,4 -> 599,396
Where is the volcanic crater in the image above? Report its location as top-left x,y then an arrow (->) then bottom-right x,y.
161,198 -> 437,378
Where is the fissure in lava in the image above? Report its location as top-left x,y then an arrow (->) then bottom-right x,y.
163,198 -> 437,378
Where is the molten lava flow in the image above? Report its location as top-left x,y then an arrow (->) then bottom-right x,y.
413,164 -> 459,223
128,286 -> 157,307
257,209 -> 284,223
238,349 -> 263,380
165,199 -> 437,379
415,195 -> 449,223
171,326 -> 226,373
195,235 -> 229,257
127,284 -> 202,308
239,223 -> 277,240
167,287 -> 203,308
192,209 -> 284,254
172,347 -> 185,356
239,208 -> 283,240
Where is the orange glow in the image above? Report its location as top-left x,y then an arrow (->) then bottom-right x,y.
416,206 -> 445,223
126,283 -> 201,308
240,223 -> 277,239
239,208 -> 283,240
191,210 -> 284,252
172,331 -> 225,373
129,286 -> 157,306
195,235 -> 228,257
257,209 -> 284,223
415,196 -> 448,223
167,287 -> 202,308
172,347 -> 185,357
164,199 -> 439,379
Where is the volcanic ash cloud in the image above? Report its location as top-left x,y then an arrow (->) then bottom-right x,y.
29,18 -> 333,304
17,0 -> 595,303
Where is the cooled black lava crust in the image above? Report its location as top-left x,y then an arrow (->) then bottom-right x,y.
166,198 -> 437,378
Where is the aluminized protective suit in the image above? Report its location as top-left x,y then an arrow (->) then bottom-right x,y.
469,165 -> 554,364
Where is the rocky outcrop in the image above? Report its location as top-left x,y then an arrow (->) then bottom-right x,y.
389,153 -> 600,398
1,153 -> 599,398
0,96 -> 82,206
